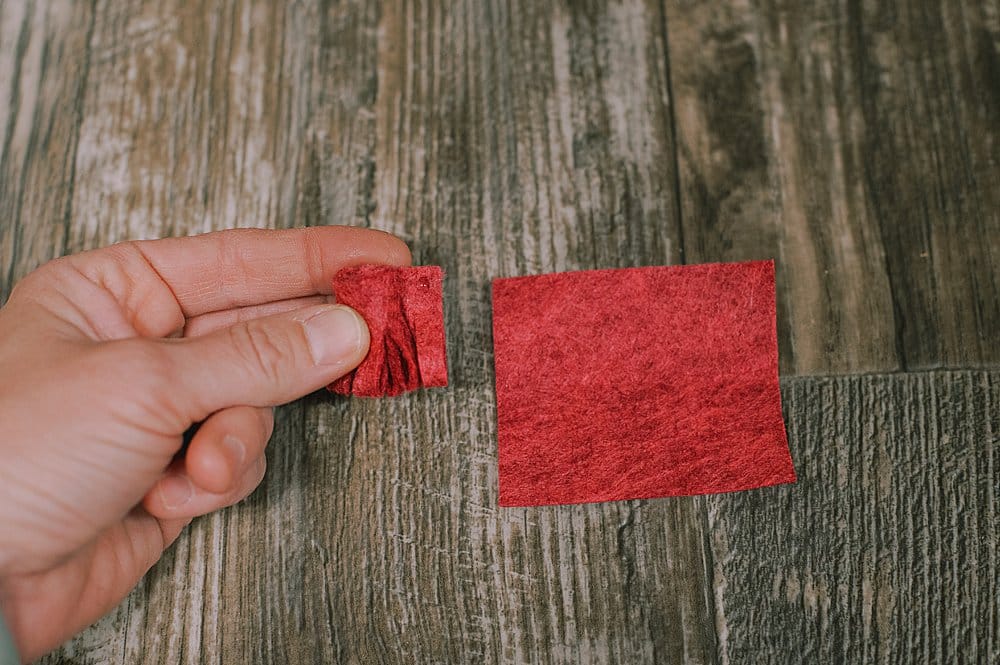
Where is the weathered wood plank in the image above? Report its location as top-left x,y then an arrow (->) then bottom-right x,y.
665,0 -> 900,375
707,370 -> 999,663
295,0 -> 715,661
296,390 -> 713,663
0,0 -> 94,303
854,0 -> 1000,370
65,0 -> 306,248
665,0 -> 1000,374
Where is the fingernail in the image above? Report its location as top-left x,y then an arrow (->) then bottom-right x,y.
302,306 -> 367,365
159,474 -> 193,510
222,434 -> 246,469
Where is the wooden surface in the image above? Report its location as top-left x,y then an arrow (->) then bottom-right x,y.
0,0 -> 996,662
666,0 -> 1000,373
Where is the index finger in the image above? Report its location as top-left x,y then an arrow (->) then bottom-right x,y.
133,226 -> 411,317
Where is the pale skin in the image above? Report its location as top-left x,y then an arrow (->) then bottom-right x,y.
0,226 -> 411,662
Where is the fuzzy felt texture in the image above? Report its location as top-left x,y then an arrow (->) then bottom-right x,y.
328,265 -> 448,397
492,260 -> 795,506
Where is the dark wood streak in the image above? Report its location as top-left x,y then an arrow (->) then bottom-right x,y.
851,0 -> 1000,370
0,0 -> 96,304
666,0 -> 902,376
666,0 -> 1000,375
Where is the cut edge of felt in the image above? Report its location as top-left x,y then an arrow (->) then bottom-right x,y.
496,473 -> 796,508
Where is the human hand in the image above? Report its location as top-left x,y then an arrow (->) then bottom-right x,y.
0,226 -> 410,661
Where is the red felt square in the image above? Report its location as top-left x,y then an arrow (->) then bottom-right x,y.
492,260 -> 795,506
328,265 -> 448,397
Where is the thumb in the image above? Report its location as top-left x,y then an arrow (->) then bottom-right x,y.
164,304 -> 369,417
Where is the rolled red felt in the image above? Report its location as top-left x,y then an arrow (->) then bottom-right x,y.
491,260 -> 795,506
328,265 -> 448,397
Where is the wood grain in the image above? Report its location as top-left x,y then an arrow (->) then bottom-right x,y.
707,371 -> 999,664
0,0 -> 94,304
0,0 -> 996,663
666,0 -> 1000,375
67,0 -> 305,246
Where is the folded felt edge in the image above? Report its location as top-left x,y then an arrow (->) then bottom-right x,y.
406,266 -> 449,389
329,264 -> 449,397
